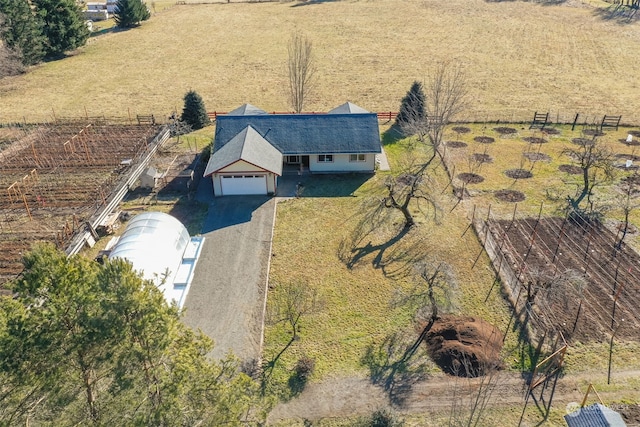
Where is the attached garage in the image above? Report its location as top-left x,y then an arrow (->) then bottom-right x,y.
220,174 -> 267,196
203,126 -> 283,197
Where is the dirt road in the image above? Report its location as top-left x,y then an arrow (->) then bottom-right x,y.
268,370 -> 640,425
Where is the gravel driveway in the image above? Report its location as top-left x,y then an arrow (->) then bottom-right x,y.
182,194 -> 276,362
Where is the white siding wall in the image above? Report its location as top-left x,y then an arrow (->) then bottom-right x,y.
211,160 -> 278,196
309,153 -> 375,173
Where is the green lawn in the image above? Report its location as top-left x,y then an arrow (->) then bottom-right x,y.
263,137 -> 516,397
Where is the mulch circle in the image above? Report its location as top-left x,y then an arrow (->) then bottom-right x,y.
446,141 -> 468,148
457,173 -> 485,184
452,126 -> 471,134
474,136 -> 495,144
505,168 -> 533,179
616,153 -> 640,161
523,152 -> 552,162
629,130 -> 640,137
582,129 -> 604,136
559,164 -> 582,174
472,153 -> 493,163
493,127 -> 517,136
619,138 -> 640,146
541,127 -> 561,135
522,136 -> 547,144
572,138 -> 595,146
495,189 -> 526,202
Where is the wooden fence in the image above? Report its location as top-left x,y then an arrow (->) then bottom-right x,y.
207,111 -> 398,122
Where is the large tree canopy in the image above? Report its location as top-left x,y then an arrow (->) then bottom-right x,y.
396,80 -> 426,130
114,0 -> 150,28
33,0 -> 89,57
181,90 -> 210,130
0,0 -> 46,65
0,244 -> 266,426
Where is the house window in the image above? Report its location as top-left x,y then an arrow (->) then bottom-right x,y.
318,154 -> 333,163
286,155 -> 301,164
349,154 -> 366,162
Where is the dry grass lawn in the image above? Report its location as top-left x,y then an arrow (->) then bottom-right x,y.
1,0 -> 640,123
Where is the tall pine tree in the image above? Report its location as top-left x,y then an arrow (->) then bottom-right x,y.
0,244 -> 267,425
114,0 -> 150,28
0,0 -> 46,65
33,0 -> 89,58
396,80 -> 426,129
181,90 -> 210,130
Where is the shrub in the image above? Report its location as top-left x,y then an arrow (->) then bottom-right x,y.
181,90 -> 210,130
114,0 -> 150,28
359,409 -> 404,427
288,356 -> 315,396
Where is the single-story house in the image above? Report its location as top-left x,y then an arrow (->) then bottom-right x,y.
203,102 -> 382,196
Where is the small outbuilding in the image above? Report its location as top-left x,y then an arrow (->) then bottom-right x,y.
108,211 -> 203,309
564,403 -> 627,427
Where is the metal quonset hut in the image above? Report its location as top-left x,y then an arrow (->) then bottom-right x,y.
109,212 -> 203,309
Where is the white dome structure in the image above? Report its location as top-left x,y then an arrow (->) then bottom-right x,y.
109,211 -> 203,308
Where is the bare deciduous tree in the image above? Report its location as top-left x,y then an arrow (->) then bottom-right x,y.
382,159 -> 440,229
287,31 -> 315,113
395,62 -> 468,165
265,281 -> 320,371
447,350 -> 502,427
615,174 -> 640,251
426,61 -> 469,155
562,137 -> 615,223
394,260 -> 457,359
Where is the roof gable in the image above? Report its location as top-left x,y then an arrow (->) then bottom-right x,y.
328,102 -> 370,114
227,103 -> 268,116
204,126 -> 282,176
214,113 -> 381,155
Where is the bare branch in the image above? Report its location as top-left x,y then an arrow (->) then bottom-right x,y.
287,31 -> 315,113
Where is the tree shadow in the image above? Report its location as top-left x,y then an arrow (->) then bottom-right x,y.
360,328 -> 433,407
381,124 -> 404,146
592,2 -> 638,23
290,0 -> 341,7
340,222 -> 428,280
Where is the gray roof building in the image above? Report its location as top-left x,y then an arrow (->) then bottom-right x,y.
227,103 -> 268,116
213,110 -> 381,156
564,404 -> 626,427
204,125 -> 283,176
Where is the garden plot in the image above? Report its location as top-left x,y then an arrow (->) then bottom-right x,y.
0,120 -> 162,287
443,124 -> 640,343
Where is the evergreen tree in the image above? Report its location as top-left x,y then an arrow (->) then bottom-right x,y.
396,80 -> 426,129
33,0 -> 89,58
113,0 -> 150,29
0,0 -> 46,65
0,244 -> 267,425
181,90 -> 210,130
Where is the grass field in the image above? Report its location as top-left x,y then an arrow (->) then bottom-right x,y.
1,0 -> 640,123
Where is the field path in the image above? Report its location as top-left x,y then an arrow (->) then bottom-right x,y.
267,370 -> 640,424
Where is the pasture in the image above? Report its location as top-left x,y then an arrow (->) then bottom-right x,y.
0,0 -> 640,123
3,0 -> 640,423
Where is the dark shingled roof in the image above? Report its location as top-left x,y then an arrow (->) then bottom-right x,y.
564,404 -> 627,427
214,113 -> 381,155
204,126 -> 283,177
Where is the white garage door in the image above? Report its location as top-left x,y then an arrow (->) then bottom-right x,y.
220,174 -> 267,195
